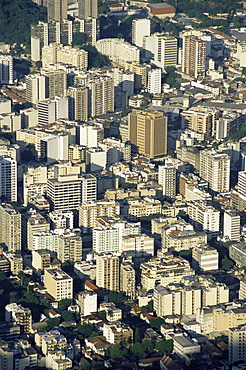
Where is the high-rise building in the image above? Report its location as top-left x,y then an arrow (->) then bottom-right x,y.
120,261 -> 135,299
42,43 -> 88,70
0,55 -> 13,84
199,149 -> 230,193
77,291 -> 97,316
78,123 -> 104,148
132,19 -> 150,48
0,341 -> 14,370
5,303 -> 32,333
192,244 -> 219,272
26,74 -> 47,107
128,110 -> 167,158
45,70 -> 67,99
78,0 -> 98,19
47,0 -> 67,22
181,107 -> 219,138
154,34 -> 177,69
58,229 -> 82,263
81,174 -> 97,204
158,161 -> 176,198
67,86 -> 89,122
79,200 -> 121,231
223,209 -> 241,241
238,171 -> 246,196
95,39 -> 140,66
0,157 -> 17,202
87,75 -> 114,117
228,325 -> 246,363
125,62 -> 149,90
187,201 -> 220,241
0,204 -> 21,253
181,30 -> 211,78
38,96 -> 69,125
47,174 -> 82,212
44,268 -> 73,300
148,68 -> 161,95
96,254 -> 119,291
22,209 -> 50,250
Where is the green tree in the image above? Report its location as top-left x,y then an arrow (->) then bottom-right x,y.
155,339 -> 173,355
222,256 -> 234,271
72,33 -> 87,46
134,327 -> 142,343
58,298 -> 72,312
149,318 -> 165,330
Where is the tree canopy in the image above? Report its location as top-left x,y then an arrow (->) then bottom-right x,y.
0,0 -> 47,45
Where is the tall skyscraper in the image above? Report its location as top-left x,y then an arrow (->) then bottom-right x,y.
67,86 -> 89,122
132,19 -> 150,48
0,204 -> 21,253
158,160 -> 176,198
0,157 -> 17,202
181,31 -> 211,78
96,254 -> 119,291
199,149 -> 230,193
47,0 -> 67,22
26,74 -> 47,107
0,55 -> 13,84
78,0 -> 98,20
38,96 -> 69,125
128,110 -> 167,158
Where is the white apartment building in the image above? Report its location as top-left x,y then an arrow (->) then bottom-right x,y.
79,200 -> 120,231
158,161 -> 176,198
92,221 -> 141,254
42,43 -> 88,70
148,68 -> 162,95
223,209 -> 240,241
200,149 -> 230,193
77,291 -> 97,316
192,244 -> 219,272
229,325 -> 246,363
78,123 -> 104,148
48,210 -> 74,230
95,38 -> 140,66
132,19 -> 150,48
38,96 -> 69,126
187,201 -> 220,240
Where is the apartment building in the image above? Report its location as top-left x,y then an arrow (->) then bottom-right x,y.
96,254 -> 119,292
44,268 -> 73,300
0,204 -> 21,253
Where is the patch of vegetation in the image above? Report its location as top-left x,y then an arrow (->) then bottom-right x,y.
0,0 -> 47,45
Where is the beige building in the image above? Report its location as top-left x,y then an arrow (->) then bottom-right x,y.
192,244 -> 219,272
58,230 -> 82,263
67,86 -> 88,122
181,107 -> 219,137
128,110 -> 167,158
32,249 -> 51,275
120,261 -> 135,299
197,302 -> 246,335
42,43 -> 88,70
5,303 -> 32,334
0,204 -> 21,253
120,196 -> 162,221
122,234 -> 154,256
100,302 -> 122,322
78,200 -> 120,231
6,253 -> 23,275
87,75 -> 114,117
22,209 -> 50,250
181,31 -> 207,78
96,254 -> 119,292
44,268 -> 73,301
47,0 -> 67,22
125,62 -> 149,89
103,321 -> 133,344
162,228 -> 207,253
199,149 -> 230,193
45,70 -> 67,99
140,254 -> 194,291
229,324 -> 246,363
